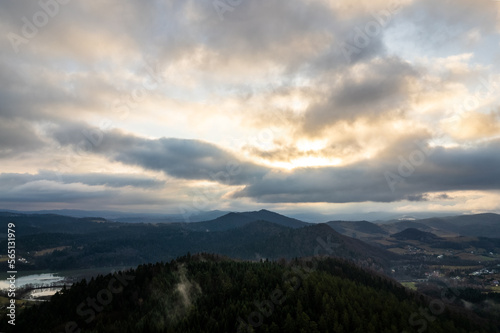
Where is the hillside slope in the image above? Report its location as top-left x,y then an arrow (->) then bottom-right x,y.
391,228 -> 442,242
4,254 -> 497,333
383,213 -> 500,238
326,220 -> 389,241
0,214 -> 395,271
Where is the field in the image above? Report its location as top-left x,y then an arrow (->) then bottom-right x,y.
401,282 -> 417,290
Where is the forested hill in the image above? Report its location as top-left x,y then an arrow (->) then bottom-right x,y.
0,213 -> 397,271
5,254 -> 497,333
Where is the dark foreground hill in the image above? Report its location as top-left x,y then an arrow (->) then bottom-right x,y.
3,254 -> 497,333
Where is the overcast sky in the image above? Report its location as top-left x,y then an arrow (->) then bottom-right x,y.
1,0 -> 500,219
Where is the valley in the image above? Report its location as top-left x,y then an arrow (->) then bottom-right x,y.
1,210 -> 500,331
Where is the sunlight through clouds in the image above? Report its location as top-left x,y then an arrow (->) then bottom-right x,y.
0,0 -> 499,216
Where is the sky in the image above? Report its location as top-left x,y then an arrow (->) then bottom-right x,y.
1,0 -> 500,220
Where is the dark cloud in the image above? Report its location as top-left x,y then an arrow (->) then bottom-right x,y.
0,179 -> 167,208
61,173 -> 164,188
0,181 -> 111,203
302,57 -> 416,134
0,170 -> 169,209
406,194 -> 428,202
0,118 -> 45,157
436,193 -> 452,200
50,124 -> 268,185
232,138 -> 500,203
48,125 -> 500,204
0,171 -> 165,189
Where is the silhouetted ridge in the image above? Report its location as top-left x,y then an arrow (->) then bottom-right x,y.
392,228 -> 442,242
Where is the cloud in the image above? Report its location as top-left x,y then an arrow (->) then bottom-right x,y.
0,0 -> 499,214
0,171 -> 172,210
47,124 -> 500,205
0,171 -> 165,189
387,0 -> 500,57
443,110 -> 500,141
406,194 -> 428,202
233,138 -> 500,203
301,57 -> 416,134
50,124 -> 268,185
435,193 -> 452,200
0,118 -> 45,157
0,179 -> 111,203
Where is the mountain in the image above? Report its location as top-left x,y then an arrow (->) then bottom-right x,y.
445,213 -> 500,226
0,211 -> 109,235
0,209 -> 230,223
184,209 -> 309,231
5,254 -> 496,333
0,209 -> 123,218
391,228 -> 442,242
326,220 -> 388,241
288,211 -> 458,223
384,213 -> 500,238
0,212 -> 393,271
240,223 -> 397,269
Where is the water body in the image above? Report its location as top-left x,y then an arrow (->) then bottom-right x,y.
0,266 -> 133,300
0,273 -> 65,290
0,273 -> 66,300
23,286 -> 64,300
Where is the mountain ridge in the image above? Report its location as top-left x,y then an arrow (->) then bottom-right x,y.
184,209 -> 309,231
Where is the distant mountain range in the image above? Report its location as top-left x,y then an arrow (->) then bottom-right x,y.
1,209 -> 499,272
0,210 -> 394,271
383,213 -> 500,238
2,209 -> 500,332
0,208 -> 467,223
310,213 -> 500,240
0,209 -> 230,223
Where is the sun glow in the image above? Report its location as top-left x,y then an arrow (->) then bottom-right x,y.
296,139 -> 328,152
268,156 -> 343,170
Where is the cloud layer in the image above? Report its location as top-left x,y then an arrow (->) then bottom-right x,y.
1,0 -> 500,216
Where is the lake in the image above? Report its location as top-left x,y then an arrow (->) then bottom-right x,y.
0,267 -> 132,300
0,273 -> 65,290
0,273 -> 67,300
